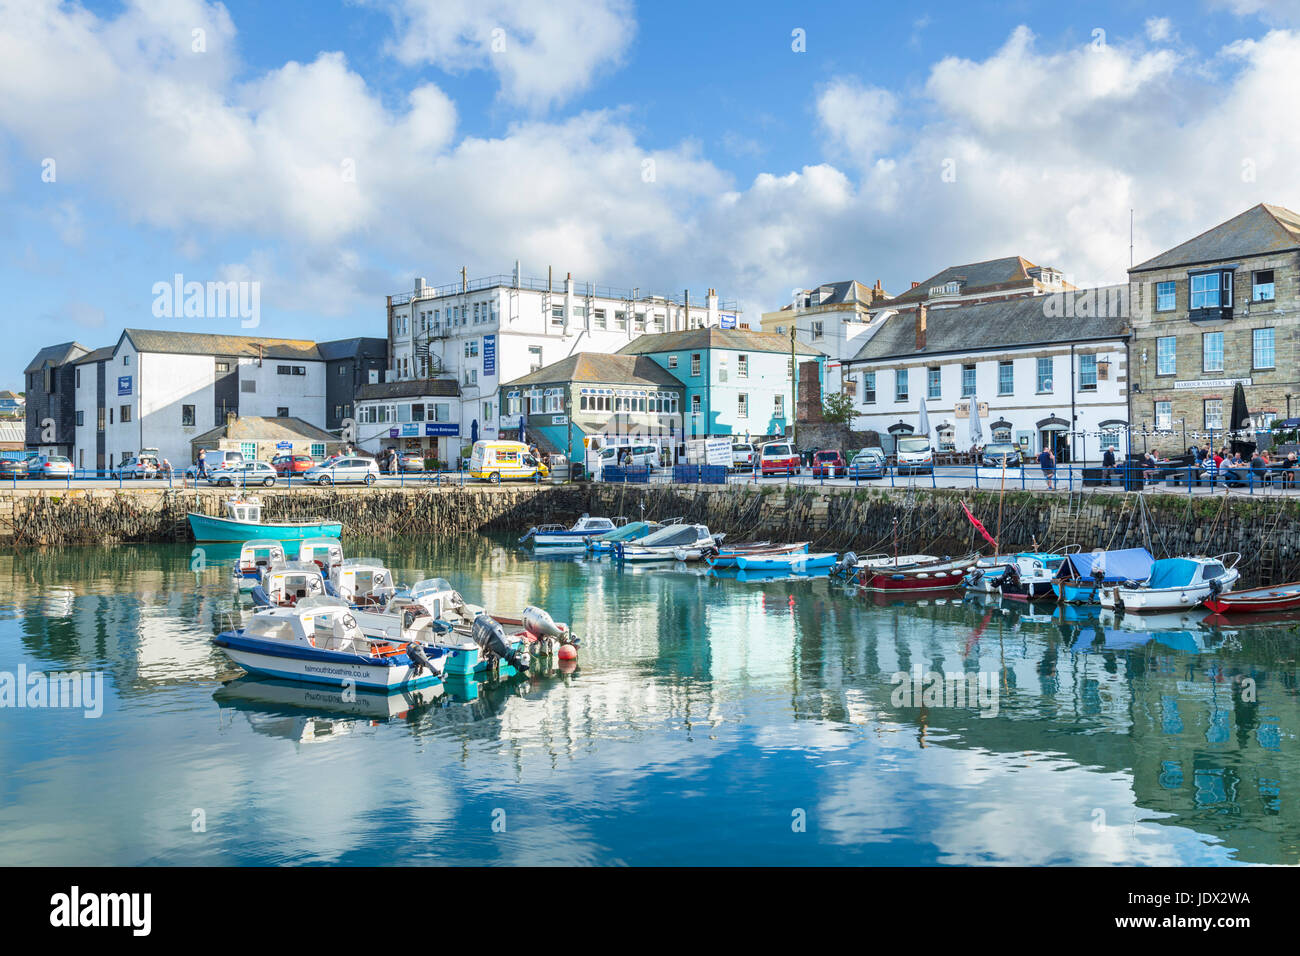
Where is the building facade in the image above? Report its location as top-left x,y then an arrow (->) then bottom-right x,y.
759,279 -> 891,396
24,342 -> 89,457
352,378 -> 462,465
1128,203 -> 1300,448
378,269 -> 743,457
843,290 -> 1130,461
614,328 -> 824,440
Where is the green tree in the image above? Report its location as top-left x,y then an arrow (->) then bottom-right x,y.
823,390 -> 855,425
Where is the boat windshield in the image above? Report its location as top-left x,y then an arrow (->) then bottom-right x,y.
410,578 -> 453,598
244,616 -> 296,641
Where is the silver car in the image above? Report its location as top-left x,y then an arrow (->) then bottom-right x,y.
207,460 -> 279,487
304,456 -> 379,486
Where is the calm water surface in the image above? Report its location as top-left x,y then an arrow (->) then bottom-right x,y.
0,535 -> 1297,865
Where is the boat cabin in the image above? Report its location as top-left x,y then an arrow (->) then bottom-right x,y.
331,559 -> 395,605
298,537 -> 344,575
246,600 -> 372,654
225,497 -> 262,523
262,561 -> 327,606
236,539 -> 287,576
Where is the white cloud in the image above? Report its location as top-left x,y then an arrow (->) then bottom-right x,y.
376,0 -> 636,109
1145,17 -> 1174,43
816,78 -> 898,167
1212,0 -> 1300,26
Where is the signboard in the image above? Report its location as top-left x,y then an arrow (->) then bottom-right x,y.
482,334 -> 496,377
720,314 -> 737,329
400,423 -> 420,437
954,400 -> 989,419
552,415 -> 568,425
687,437 -> 733,466
117,376 -> 132,396
1173,377 -> 1252,390
275,441 -> 293,450
388,428 -> 399,439
424,423 -> 458,437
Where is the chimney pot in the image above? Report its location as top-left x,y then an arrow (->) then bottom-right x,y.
911,281 -> 920,289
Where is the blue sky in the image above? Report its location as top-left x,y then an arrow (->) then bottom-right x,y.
3,0 -> 1299,390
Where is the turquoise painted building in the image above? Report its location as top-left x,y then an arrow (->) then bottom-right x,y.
616,329 -> 824,439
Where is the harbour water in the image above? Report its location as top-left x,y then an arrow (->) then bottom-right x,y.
0,535 -> 1296,866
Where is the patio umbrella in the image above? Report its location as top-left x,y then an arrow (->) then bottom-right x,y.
918,396 -> 931,442
1229,382 -> 1254,457
968,396 -> 983,449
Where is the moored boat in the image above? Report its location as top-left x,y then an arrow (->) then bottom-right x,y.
296,537 -> 345,576
251,560 -> 328,608
615,524 -> 724,562
189,496 -> 343,543
1098,554 -> 1240,612
735,551 -> 838,573
857,554 -> 978,592
1051,548 -> 1155,604
588,519 -> 664,553
230,539 -> 287,591
213,601 -> 451,690
1202,580 -> 1300,614
330,558 -> 397,606
995,552 -> 1069,602
707,541 -> 808,569
520,514 -> 618,547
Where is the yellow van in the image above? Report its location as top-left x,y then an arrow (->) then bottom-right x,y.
468,440 -> 550,483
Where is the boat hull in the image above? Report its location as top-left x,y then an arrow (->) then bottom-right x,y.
1052,580 -> 1106,604
1203,583 -> 1300,614
859,567 -> 968,592
190,513 -> 342,543
215,636 -> 442,690
1100,571 -> 1240,612
709,542 -> 809,569
735,552 -> 837,573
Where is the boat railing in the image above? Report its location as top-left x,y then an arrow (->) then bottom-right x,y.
1214,551 -> 1243,569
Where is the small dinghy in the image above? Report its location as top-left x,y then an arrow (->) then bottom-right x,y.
520,514 -> 618,547
1202,580 -> 1300,615
213,600 -> 450,690
1099,554 -> 1240,612
231,539 -> 287,592
832,553 -> 941,579
734,551 -> 838,574
189,496 -> 343,543
857,554 -> 979,592
615,523 -> 724,562
707,541 -> 808,569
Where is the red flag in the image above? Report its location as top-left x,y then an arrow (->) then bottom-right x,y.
961,500 -> 998,549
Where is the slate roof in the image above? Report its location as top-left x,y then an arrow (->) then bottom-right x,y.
24,342 -> 89,373
616,327 -> 823,356
191,416 -> 338,444
316,337 -> 388,361
502,353 -> 686,390
1130,203 -> 1300,273
886,256 -> 1047,306
355,378 -> 460,401
121,328 -> 322,360
849,287 -> 1130,363
72,347 -> 115,365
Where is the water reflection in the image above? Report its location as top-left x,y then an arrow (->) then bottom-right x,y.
0,537 -> 1297,865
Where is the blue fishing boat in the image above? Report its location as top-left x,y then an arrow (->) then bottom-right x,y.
708,541 -> 809,569
189,496 -> 342,543
735,551 -> 838,573
1052,548 -> 1155,603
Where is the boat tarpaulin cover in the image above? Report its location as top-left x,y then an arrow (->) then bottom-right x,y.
600,521 -> 652,542
1063,548 -> 1154,583
637,525 -> 702,548
1145,558 -> 1201,589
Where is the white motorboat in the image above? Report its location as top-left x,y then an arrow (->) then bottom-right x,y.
1098,554 -> 1241,612
614,523 -> 724,562
330,558 -> 397,606
520,514 -> 619,547
252,561 -> 328,608
213,601 -> 450,690
296,537 -> 345,576
231,539 -> 287,592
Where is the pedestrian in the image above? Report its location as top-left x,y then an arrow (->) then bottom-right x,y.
1038,445 -> 1056,490
1101,446 -> 1116,485
197,448 -> 207,479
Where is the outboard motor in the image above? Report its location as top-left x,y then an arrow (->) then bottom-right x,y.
835,552 -> 858,577
1208,577 -> 1225,597
406,642 -> 437,677
471,614 -> 529,673
249,585 -> 272,609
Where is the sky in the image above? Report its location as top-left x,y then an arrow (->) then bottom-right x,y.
3,0 -> 1300,389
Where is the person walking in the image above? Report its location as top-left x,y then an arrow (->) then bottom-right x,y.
197,448 -> 207,480
1038,445 -> 1057,490
1101,446 -> 1116,485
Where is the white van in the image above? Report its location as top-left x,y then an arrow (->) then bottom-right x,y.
599,444 -> 660,471
895,436 -> 934,475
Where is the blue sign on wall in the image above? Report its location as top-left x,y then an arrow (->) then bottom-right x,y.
720,314 -> 737,329
276,441 -> 293,450
117,375 -> 132,396
425,423 -> 459,436
482,334 -> 496,377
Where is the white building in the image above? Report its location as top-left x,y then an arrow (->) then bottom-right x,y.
841,289 -> 1131,462
69,329 -> 327,472
364,269 -> 744,461
759,280 -> 892,396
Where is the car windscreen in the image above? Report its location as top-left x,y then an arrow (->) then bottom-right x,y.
763,445 -> 792,457
896,438 -> 930,453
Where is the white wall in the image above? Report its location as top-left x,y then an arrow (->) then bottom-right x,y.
236,357 -> 326,423
73,360 -> 97,471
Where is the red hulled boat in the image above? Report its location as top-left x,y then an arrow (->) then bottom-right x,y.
1202,581 -> 1300,614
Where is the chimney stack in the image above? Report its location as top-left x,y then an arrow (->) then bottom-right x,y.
915,303 -> 928,350
911,281 -> 920,289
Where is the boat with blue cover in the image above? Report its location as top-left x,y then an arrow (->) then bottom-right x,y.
213,600 -> 451,690
1051,548 -> 1155,604
1098,554 -> 1240,612
587,519 -> 664,554
189,496 -> 343,543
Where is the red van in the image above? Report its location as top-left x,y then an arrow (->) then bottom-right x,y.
759,441 -> 801,476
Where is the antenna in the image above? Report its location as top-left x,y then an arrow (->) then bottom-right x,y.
1129,208 -> 1134,269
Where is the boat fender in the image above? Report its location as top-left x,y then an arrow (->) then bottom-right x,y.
557,644 -> 578,661
523,605 -> 563,638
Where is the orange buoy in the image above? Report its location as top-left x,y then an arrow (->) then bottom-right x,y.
557,644 -> 578,661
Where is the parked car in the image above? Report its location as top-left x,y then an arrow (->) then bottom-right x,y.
0,458 -> 27,479
304,456 -> 379,486
810,449 -> 847,477
980,442 -> 1023,468
271,453 -> 316,476
115,455 -> 159,479
207,460 -> 278,487
847,448 -> 888,479
28,455 -> 74,480
397,452 -> 425,473
895,436 -> 934,475
186,449 -> 244,479
731,442 -> 756,471
758,440 -> 801,476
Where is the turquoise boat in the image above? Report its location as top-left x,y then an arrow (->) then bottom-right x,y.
189,497 -> 343,543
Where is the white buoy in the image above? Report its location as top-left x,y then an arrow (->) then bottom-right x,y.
523,605 -> 562,638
